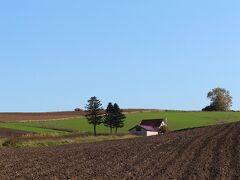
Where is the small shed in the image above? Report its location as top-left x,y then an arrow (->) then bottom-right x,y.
129,119 -> 167,136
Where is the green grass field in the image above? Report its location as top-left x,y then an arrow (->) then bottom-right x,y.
0,122 -> 66,134
0,111 -> 240,134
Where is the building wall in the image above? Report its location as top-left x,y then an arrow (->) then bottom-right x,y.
146,131 -> 159,136
129,128 -> 147,136
129,127 -> 159,136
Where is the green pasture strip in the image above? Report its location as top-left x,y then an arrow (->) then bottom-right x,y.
17,111 -> 240,134
1,134 -> 136,148
0,122 -> 66,135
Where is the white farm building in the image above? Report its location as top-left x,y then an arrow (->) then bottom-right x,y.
129,119 -> 167,136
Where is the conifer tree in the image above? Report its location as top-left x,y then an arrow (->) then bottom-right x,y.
85,96 -> 103,136
104,102 -> 115,134
112,103 -> 126,134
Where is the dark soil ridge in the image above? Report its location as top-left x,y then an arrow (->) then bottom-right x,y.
0,128 -> 29,138
0,122 -> 239,180
0,111 -> 86,122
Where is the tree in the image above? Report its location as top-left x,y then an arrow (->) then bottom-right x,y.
204,87 -> 232,111
104,102 -> 115,134
159,125 -> 169,134
202,105 -> 215,112
112,103 -> 126,134
85,96 -> 103,136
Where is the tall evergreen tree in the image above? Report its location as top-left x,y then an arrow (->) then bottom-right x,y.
112,103 -> 126,134
104,102 -> 115,134
85,96 -> 103,136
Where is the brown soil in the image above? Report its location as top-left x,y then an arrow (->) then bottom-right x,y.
0,128 -> 29,138
0,109 -> 159,122
0,111 -> 86,122
0,122 -> 239,180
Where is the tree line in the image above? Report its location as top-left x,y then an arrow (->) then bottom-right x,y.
84,87 -> 234,135
85,96 -> 126,136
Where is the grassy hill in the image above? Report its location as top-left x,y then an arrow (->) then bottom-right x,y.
0,111 -> 240,134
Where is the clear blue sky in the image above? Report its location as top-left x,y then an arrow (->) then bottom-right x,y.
0,0 -> 240,112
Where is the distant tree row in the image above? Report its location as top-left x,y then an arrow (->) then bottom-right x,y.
202,87 -> 233,112
85,96 -> 125,136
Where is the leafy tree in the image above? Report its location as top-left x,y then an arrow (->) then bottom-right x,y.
204,87 -> 232,111
104,102 -> 115,134
202,105 -> 215,112
159,125 -> 169,134
85,96 -> 103,136
112,103 -> 126,134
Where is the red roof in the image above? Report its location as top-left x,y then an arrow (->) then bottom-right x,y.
139,125 -> 156,131
128,118 -> 166,132
140,119 -> 164,127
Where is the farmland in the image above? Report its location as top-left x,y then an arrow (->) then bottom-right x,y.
0,121 -> 239,179
0,111 -> 240,135
0,111 -> 85,122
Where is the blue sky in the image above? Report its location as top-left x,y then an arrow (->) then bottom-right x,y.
0,0 -> 240,112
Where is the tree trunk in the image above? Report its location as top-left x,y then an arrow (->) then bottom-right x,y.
93,125 -> 97,136
110,128 -> 112,135
115,128 -> 118,134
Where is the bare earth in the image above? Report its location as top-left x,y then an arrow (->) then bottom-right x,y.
0,128 -> 28,138
0,109 -> 155,122
0,122 -> 239,180
0,111 -> 85,122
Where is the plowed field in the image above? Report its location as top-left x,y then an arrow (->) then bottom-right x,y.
0,110 -> 152,122
0,122 -> 239,180
0,128 -> 29,138
0,111 -> 85,122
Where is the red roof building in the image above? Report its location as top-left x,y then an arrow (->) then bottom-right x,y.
129,119 -> 167,136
